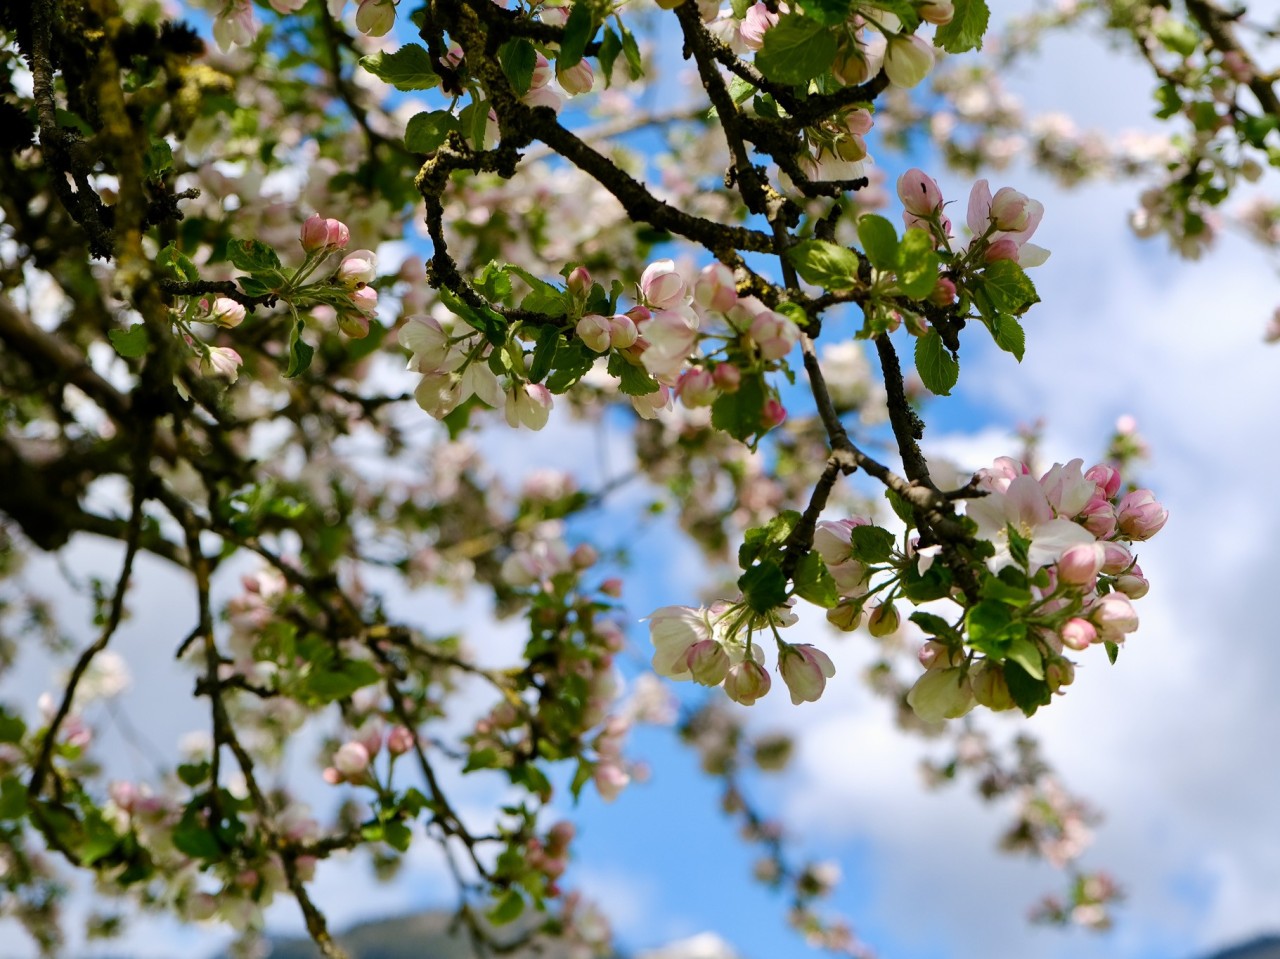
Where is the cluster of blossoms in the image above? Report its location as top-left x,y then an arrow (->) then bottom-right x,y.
648,601 -> 835,707
906,457 -> 1166,722
209,0 -> 398,50
897,168 -> 1049,267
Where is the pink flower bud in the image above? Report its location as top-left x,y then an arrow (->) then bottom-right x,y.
1100,541 -> 1133,575
1045,656 -> 1074,692
897,168 -> 944,217
1060,618 -> 1096,651
566,266 -> 592,298
762,397 -> 786,428
749,310 -> 799,360
1114,562 -> 1149,599
350,285 -> 378,315
919,0 -> 953,24
883,35 -> 934,89
1085,463 -> 1122,499
505,382 -> 553,430
640,259 -> 687,310
203,346 -> 243,383
210,297 -> 246,329
868,602 -> 900,637
300,214 -> 350,253
712,362 -> 741,392
593,760 -> 629,801
333,741 -> 370,778
576,313 -> 613,353
685,639 -> 731,686
608,313 -> 638,349
1116,489 -> 1167,540
548,820 -> 575,851
1057,542 -> 1104,587
571,543 -> 598,568
929,277 -> 956,306
386,726 -> 416,755
694,262 -> 738,313
676,367 -> 717,407
778,644 -> 836,705
1079,497 -> 1118,538
338,250 -> 377,287
338,308 -> 371,338
984,237 -> 1020,262
600,577 -> 623,597
724,660 -> 771,706
530,52 -> 554,89
1092,593 -> 1139,642
557,60 -> 595,96
826,600 -> 863,631
989,187 -> 1035,232
541,4 -> 569,25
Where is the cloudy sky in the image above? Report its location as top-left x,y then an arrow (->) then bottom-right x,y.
4,3 -> 1280,959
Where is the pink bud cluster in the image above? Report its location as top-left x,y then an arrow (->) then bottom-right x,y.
647,599 -> 830,706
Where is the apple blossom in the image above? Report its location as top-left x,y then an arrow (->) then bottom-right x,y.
203,345 -> 243,382
209,296 -> 246,329
640,259 -> 688,310
724,660 -> 771,706
883,36 -> 934,88
778,644 -> 836,705
1060,618 -> 1097,651
907,667 -> 976,723
506,383 -> 554,430
1116,489 -> 1168,540
355,0 -> 396,36
300,214 -> 350,253
740,3 -> 779,50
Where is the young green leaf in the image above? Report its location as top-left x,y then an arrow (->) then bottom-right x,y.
933,0 -> 990,53
755,16 -> 837,86
980,259 -> 1039,315
108,325 -> 150,359
786,239 -> 860,290
857,214 -> 900,271
500,39 -> 537,96
360,44 -> 441,90
896,228 -> 940,299
284,320 -> 314,378
404,110 -> 459,154
792,551 -> 838,608
914,328 -> 959,396
558,3 -> 595,69
227,238 -> 282,273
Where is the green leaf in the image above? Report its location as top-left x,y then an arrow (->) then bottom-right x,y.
598,28 -> 623,85
607,352 -> 658,396
227,238 -> 282,273
405,110 -> 459,154
980,259 -> 1039,315
731,0 -> 751,16
506,265 -> 568,315
500,39 -> 537,96
980,572 -> 1031,607
885,488 -> 914,525
988,313 -> 1025,361
0,710 -> 25,744
360,44 -> 440,90
710,373 -> 766,444
857,214 -> 899,271
909,611 -> 960,642
1004,660 -> 1051,716
463,747 -> 501,772
108,325 -> 150,359
896,228 -> 939,299
545,339 -> 596,393
933,0 -> 990,53
558,3 -> 595,69
1105,640 -> 1120,665
383,820 -> 413,852
620,26 -> 644,79
786,239 -> 859,290
529,326 -> 561,383
755,16 -> 837,86
792,551 -> 838,608
799,0 -> 853,26
0,777 -> 26,820
739,512 -> 801,568
144,139 -> 173,178
1154,82 -> 1181,120
901,562 -> 952,603
739,560 -> 788,614
304,658 -> 381,702
1154,18 -> 1198,57
157,242 -> 199,282
488,890 -> 525,926
965,600 -> 1025,654
177,762 -> 211,787
173,807 -> 221,860
914,329 -> 958,396
848,524 -> 894,563
284,320 -> 314,378
437,286 -> 505,346
1005,637 -> 1044,680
